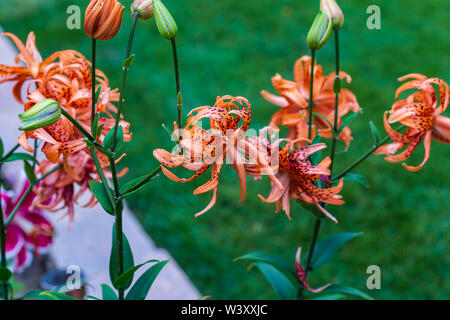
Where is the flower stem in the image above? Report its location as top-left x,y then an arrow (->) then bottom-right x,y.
332,125 -> 406,181
307,49 -> 316,140
60,108 -> 114,158
0,164 -> 9,300
91,38 -> 97,132
5,164 -> 62,228
112,12 -> 139,151
329,28 -> 340,175
171,38 -> 182,129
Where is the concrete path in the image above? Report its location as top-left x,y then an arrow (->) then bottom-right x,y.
0,28 -> 200,299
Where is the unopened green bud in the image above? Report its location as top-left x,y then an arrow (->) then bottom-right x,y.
19,99 -> 61,131
131,0 -> 154,20
306,10 -> 333,50
153,0 -> 178,40
320,0 -> 344,29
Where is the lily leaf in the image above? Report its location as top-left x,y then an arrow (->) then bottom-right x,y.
343,173 -> 369,188
109,223 -> 135,290
369,121 -> 381,145
88,180 -> 114,215
1,153 -> 38,164
248,262 -> 297,300
235,252 -> 296,278
101,284 -> 118,300
23,161 -> 37,184
305,232 -> 362,270
125,260 -> 170,300
338,111 -> 360,134
119,174 -> 159,200
114,259 -> 160,288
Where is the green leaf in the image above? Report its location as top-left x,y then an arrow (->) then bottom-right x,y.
88,180 -> 114,215
1,153 -> 38,164
96,123 -> 104,139
123,54 -> 135,70
304,293 -> 345,300
312,112 -> 335,138
338,111 -> 360,134
343,173 -> 369,188
0,138 -> 3,158
324,284 -> 373,300
114,259 -> 159,288
369,121 -> 381,145
234,252 -> 295,278
0,266 -> 12,283
307,232 -> 362,270
109,223 -> 135,290
249,262 -> 297,300
18,290 -> 76,300
101,284 -> 118,300
126,260 -> 170,300
103,126 -> 124,153
91,113 -> 100,138
119,175 -> 159,200
23,161 -> 37,184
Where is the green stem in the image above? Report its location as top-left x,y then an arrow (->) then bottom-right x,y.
112,12 -> 139,151
0,165 -> 9,300
0,143 -> 19,162
332,125 -> 406,181
307,49 -> 316,140
88,146 -> 115,208
170,38 -> 182,129
329,28 -> 340,175
108,158 -> 124,300
60,108 -> 114,158
5,164 -> 61,228
91,38 -> 97,132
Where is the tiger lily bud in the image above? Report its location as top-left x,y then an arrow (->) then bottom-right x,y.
153,0 -> 178,40
320,0 -> 344,29
19,99 -> 61,131
131,0 -> 154,20
84,0 -> 125,40
306,10 -> 333,50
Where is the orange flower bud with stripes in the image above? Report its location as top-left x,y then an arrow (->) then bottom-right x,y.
84,0 -> 125,41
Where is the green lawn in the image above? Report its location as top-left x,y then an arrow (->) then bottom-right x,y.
1,0 -> 449,299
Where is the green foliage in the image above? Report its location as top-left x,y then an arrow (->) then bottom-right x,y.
88,180 -> 114,215
126,260 -> 170,300
305,232 -> 362,270
248,262 -> 297,300
110,223 -> 135,290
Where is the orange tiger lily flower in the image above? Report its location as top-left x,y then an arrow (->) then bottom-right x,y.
256,125 -> 344,222
154,96 -> 281,217
375,74 -> 449,171
261,55 -> 361,149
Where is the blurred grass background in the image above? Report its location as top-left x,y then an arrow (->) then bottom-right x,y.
1,0 -> 449,299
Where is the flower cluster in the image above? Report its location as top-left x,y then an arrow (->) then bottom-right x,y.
154,57 -> 352,222
0,32 -> 132,226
